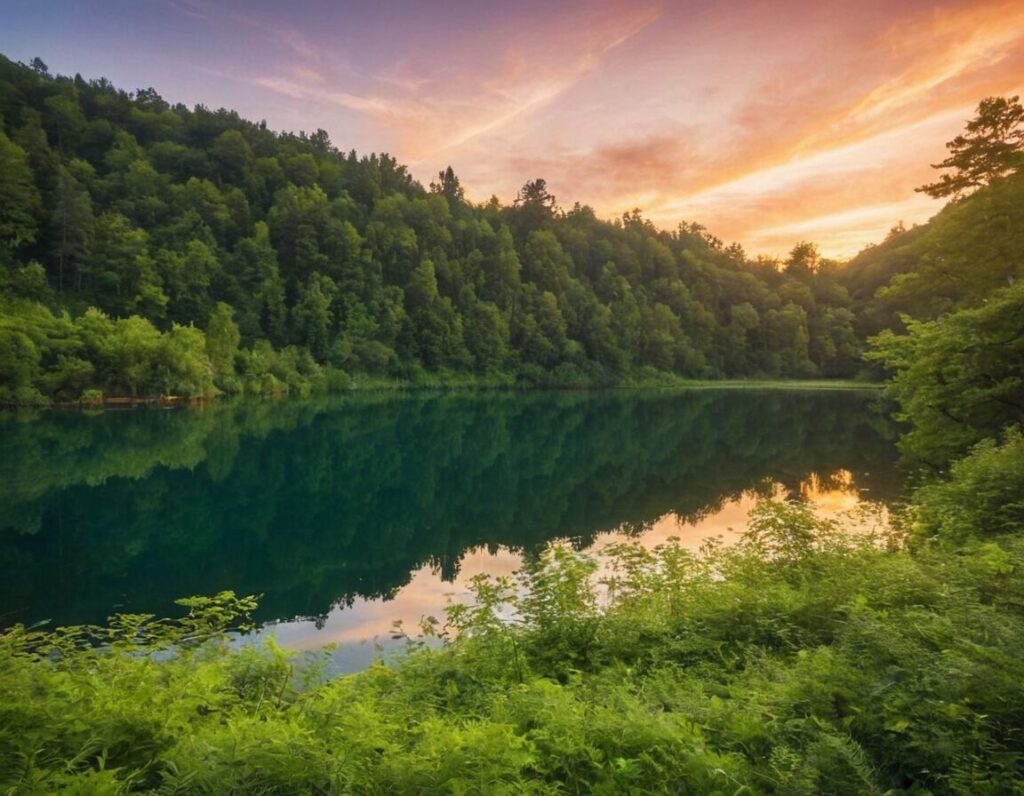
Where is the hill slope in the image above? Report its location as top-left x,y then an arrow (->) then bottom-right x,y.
841,170 -> 1024,337
0,54 -> 865,403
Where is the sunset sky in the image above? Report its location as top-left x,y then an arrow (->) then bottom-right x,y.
3,0 -> 1023,258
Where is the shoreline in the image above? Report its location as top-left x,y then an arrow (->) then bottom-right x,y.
1,378 -> 883,412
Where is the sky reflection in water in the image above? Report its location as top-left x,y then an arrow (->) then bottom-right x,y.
0,389 -> 900,670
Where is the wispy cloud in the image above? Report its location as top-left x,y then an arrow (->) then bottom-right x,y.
251,75 -> 397,116
241,0 -> 662,160
454,0 -> 1024,256
151,0 -> 1024,257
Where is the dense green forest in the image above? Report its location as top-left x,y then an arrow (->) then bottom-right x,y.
0,53 -> 880,403
3,56 -> 1021,404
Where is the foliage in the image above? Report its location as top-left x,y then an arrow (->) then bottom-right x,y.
841,169 -> 1024,340
917,95 -> 1024,200
0,125 -> 41,254
3,51 -> 1024,796
866,281 -> 1024,465
4,502 -> 1024,794
914,428 -> 1024,542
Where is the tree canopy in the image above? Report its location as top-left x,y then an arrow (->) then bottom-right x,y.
917,95 -> 1024,199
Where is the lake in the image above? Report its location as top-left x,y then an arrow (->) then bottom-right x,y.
0,388 -> 901,669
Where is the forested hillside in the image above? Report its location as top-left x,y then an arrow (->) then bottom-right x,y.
841,170 -> 1024,339
0,54 -> 866,403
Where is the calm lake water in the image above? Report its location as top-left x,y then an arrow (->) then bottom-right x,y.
0,389 -> 901,669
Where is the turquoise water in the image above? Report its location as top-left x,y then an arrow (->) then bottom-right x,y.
0,389 -> 899,666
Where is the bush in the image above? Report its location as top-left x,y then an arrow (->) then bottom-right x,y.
79,387 -> 103,406
914,428 -> 1024,541
322,366 -> 352,392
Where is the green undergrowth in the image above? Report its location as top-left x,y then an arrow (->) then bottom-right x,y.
3,500 -> 1023,794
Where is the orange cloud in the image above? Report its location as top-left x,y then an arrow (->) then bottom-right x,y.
439,0 -> 1024,257
165,0 -> 1024,259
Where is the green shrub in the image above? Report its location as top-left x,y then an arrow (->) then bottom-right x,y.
915,428 -> 1024,541
79,387 -> 103,406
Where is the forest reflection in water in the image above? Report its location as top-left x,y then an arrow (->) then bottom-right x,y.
0,388 -> 901,662
270,469 -> 893,670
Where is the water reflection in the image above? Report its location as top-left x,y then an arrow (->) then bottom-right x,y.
0,389 -> 900,645
269,472 -> 890,671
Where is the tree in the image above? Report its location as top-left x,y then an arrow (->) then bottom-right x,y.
89,213 -> 167,318
765,304 -> 814,377
513,178 -> 558,233
267,185 -> 332,281
639,303 -> 683,371
3,262 -> 52,303
43,93 -> 87,153
50,167 -> 94,291
784,241 -> 822,276
522,230 -> 573,293
206,302 -> 241,384
464,301 -> 508,372
722,302 -> 760,374
228,222 -> 286,343
877,171 -> 1024,318
160,323 -> 215,397
0,327 -> 42,402
210,129 -> 253,185
109,315 -> 163,397
429,166 -> 464,202
512,288 -> 568,369
0,128 -> 42,256
480,225 -> 521,309
404,258 -> 446,366
292,273 -> 336,360
867,282 -> 1024,466
514,179 -> 556,211
158,239 -> 218,325
917,96 -> 1024,199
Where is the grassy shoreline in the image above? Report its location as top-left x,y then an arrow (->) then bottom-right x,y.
3,377 -> 881,410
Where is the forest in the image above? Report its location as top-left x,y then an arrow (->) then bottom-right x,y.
0,53 -> 944,403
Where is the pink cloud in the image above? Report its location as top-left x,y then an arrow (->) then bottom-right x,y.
162,0 -> 1024,258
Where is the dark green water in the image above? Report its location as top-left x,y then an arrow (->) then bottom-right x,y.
0,389 -> 900,659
